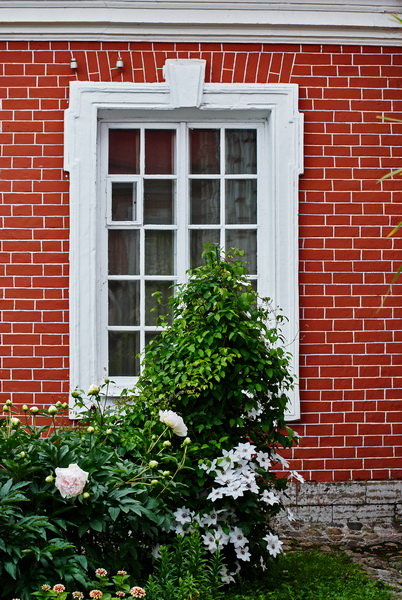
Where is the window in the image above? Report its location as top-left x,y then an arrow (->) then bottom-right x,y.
65,60 -> 303,419
102,122 -> 261,380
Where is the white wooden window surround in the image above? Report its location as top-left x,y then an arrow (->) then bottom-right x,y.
64,60 -> 303,420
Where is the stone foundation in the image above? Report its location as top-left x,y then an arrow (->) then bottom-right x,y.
275,480 -> 402,549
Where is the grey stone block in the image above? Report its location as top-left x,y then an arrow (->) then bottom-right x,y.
291,505 -> 333,523
366,480 -> 402,504
296,481 -> 366,506
333,504 -> 395,523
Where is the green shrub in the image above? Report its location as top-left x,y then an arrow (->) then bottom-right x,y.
128,247 -> 300,577
0,400 -> 188,600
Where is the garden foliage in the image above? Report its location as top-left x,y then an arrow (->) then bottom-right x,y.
131,247 -> 300,577
0,399 -> 188,599
1,246 -> 300,599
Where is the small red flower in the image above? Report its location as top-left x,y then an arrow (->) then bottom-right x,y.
52,585 -> 66,594
95,568 -> 108,577
89,591 -> 103,599
129,587 -> 146,598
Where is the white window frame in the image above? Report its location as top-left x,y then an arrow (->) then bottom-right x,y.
64,65 -> 303,420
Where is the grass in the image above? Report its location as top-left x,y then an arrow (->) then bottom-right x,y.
224,550 -> 393,600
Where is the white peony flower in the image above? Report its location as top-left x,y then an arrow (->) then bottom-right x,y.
159,410 -> 188,437
263,533 -> 283,557
55,463 -> 89,498
87,384 -> 100,395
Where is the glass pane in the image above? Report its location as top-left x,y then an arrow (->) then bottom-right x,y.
108,230 -> 140,275
190,180 -> 220,224
108,281 -> 140,326
145,130 -> 176,174
145,230 -> 175,275
190,129 -> 220,174
190,229 -> 220,269
226,229 -> 257,274
112,182 -> 137,221
144,180 -> 175,225
145,280 -> 174,326
109,331 -> 140,376
225,129 -> 257,174
226,180 -> 257,224
109,129 -> 140,174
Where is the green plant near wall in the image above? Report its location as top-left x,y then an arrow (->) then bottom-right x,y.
131,246 -> 299,576
136,245 -> 295,450
0,401 -> 188,600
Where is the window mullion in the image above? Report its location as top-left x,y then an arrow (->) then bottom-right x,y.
177,121 -> 188,283
220,126 -> 225,251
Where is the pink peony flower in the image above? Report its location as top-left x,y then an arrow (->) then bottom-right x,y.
54,463 -> 89,498
129,587 -> 146,598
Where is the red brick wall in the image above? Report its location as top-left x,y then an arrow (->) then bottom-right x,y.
0,41 -> 401,481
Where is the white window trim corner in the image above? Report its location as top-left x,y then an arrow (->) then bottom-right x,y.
65,73 -> 303,421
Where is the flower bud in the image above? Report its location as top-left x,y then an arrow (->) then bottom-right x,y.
151,479 -> 159,485
30,406 -> 39,414
82,492 -> 90,499
71,391 -> 80,398
48,405 -> 58,415
5,399 -> 12,406
10,417 -> 20,428
18,451 -> 26,459
87,426 -> 95,433
104,378 -> 110,384
22,404 -> 29,411
105,428 -> 112,435
45,475 -> 54,483
162,440 -> 171,447
162,470 -> 170,477
56,401 -> 63,408
148,460 -> 158,468
88,384 -> 100,396
2,405 -> 9,412
183,437 -> 191,446
62,402 -> 68,409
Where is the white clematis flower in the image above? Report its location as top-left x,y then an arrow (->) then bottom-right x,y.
263,532 -> 283,557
